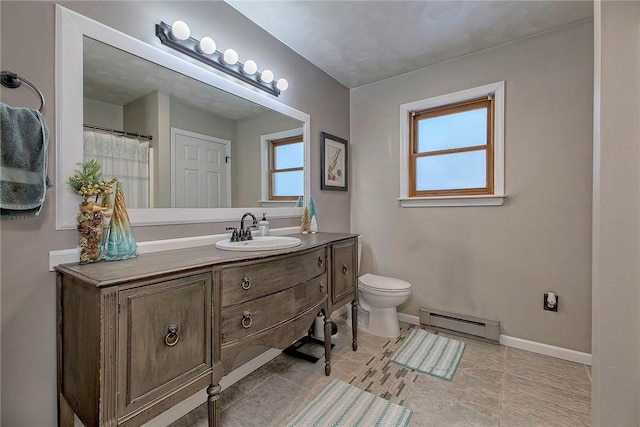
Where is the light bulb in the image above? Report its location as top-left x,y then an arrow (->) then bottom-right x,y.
275,78 -> 289,91
222,48 -> 238,65
242,60 -> 258,75
260,69 -> 274,84
170,20 -> 190,41
197,37 -> 216,55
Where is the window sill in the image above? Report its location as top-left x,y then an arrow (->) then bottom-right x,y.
398,194 -> 506,207
259,200 -> 298,208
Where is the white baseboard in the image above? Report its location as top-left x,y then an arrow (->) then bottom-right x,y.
332,304 -> 348,319
499,335 -> 591,366
397,312 -> 420,325
49,226 -> 300,270
397,312 -> 591,366
142,348 -> 282,427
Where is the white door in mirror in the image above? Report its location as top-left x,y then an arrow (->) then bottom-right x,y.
215,236 -> 301,251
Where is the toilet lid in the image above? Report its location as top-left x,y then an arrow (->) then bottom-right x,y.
359,273 -> 411,291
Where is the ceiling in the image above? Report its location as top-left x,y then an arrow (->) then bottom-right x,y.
83,37 -> 273,121
226,1 -> 594,88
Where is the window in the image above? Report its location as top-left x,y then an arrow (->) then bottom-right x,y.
259,128 -> 305,206
268,135 -> 304,200
399,81 -> 505,207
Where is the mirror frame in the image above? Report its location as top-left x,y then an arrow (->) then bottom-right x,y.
55,5 -> 310,230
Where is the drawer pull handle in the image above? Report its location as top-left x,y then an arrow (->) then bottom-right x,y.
318,256 -> 324,268
319,282 -> 325,292
164,323 -> 180,347
241,310 -> 253,329
342,264 -> 349,275
241,276 -> 251,290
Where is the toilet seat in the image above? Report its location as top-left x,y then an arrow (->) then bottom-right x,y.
359,273 -> 411,292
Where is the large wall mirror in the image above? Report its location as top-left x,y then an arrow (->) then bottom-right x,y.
56,6 -> 310,230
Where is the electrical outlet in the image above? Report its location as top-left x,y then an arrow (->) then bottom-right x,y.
544,292 -> 558,312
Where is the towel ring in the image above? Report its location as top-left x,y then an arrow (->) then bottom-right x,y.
1,71 -> 45,112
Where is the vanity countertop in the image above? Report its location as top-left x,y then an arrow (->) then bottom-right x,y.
54,232 -> 358,287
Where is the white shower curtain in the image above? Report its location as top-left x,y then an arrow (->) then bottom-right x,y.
83,130 -> 150,209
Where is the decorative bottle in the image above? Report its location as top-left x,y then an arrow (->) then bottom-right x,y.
259,213 -> 270,236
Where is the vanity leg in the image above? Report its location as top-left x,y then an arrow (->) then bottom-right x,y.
58,393 -> 74,427
351,299 -> 358,351
324,315 -> 332,376
207,383 -> 222,427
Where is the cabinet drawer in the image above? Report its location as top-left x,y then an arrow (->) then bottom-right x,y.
331,238 -> 357,305
221,248 -> 326,307
222,273 -> 327,344
117,272 -> 212,415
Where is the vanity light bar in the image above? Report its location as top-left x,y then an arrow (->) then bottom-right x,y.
155,21 -> 288,97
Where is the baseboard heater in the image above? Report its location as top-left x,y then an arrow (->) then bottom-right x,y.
419,308 -> 500,343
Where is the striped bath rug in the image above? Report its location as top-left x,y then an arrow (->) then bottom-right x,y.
390,328 -> 465,381
286,379 -> 412,427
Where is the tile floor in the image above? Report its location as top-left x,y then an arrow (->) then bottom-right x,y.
171,318 -> 591,426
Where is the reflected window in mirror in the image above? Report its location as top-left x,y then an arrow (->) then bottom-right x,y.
269,135 -> 303,201
260,127 -> 304,207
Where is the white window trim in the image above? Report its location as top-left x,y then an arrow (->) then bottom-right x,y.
260,127 -> 304,202
398,81 -> 506,207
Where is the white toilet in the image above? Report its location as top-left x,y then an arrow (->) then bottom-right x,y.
354,238 -> 412,338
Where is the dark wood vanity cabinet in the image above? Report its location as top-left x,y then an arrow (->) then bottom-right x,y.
330,238 -> 358,307
56,233 -> 357,427
329,237 -> 359,351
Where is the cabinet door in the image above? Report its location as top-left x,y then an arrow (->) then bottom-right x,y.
331,238 -> 357,306
118,272 -> 212,416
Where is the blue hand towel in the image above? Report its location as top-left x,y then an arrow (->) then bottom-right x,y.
0,102 -> 52,219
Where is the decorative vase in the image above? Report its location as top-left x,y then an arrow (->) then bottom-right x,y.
77,204 -> 104,264
101,183 -> 137,261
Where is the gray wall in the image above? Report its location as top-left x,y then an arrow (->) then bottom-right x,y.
592,1 -> 640,425
125,90 -> 167,206
351,21 -> 593,353
0,1 -> 349,425
170,97 -> 236,141
83,98 -> 123,129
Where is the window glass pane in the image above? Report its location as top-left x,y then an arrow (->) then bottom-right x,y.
417,108 -> 487,152
274,142 -> 303,170
273,170 -> 303,196
416,150 -> 486,191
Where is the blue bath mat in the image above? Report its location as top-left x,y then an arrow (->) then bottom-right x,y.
286,379 -> 412,427
390,328 -> 465,381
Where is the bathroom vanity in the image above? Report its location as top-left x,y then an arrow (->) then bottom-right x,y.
55,232 -> 358,427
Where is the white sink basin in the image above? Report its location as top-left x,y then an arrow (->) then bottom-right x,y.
215,236 -> 302,252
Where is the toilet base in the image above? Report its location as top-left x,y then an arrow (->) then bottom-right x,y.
366,306 -> 401,338
348,302 -> 401,338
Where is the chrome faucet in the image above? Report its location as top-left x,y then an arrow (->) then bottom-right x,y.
231,212 -> 257,241
240,212 -> 258,231
226,213 -> 258,242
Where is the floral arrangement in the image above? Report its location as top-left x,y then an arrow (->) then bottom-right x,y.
66,159 -> 117,211
66,159 -> 118,263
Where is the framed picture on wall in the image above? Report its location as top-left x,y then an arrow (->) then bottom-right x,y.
320,132 -> 348,191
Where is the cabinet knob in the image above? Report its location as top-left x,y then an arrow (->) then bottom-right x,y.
318,256 -> 324,268
241,276 -> 251,290
319,282 -> 325,293
241,310 -> 253,329
342,264 -> 349,275
164,323 -> 180,347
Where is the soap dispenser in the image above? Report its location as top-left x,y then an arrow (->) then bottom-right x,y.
259,213 -> 269,236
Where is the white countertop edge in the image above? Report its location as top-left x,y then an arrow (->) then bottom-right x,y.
48,226 -> 300,271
